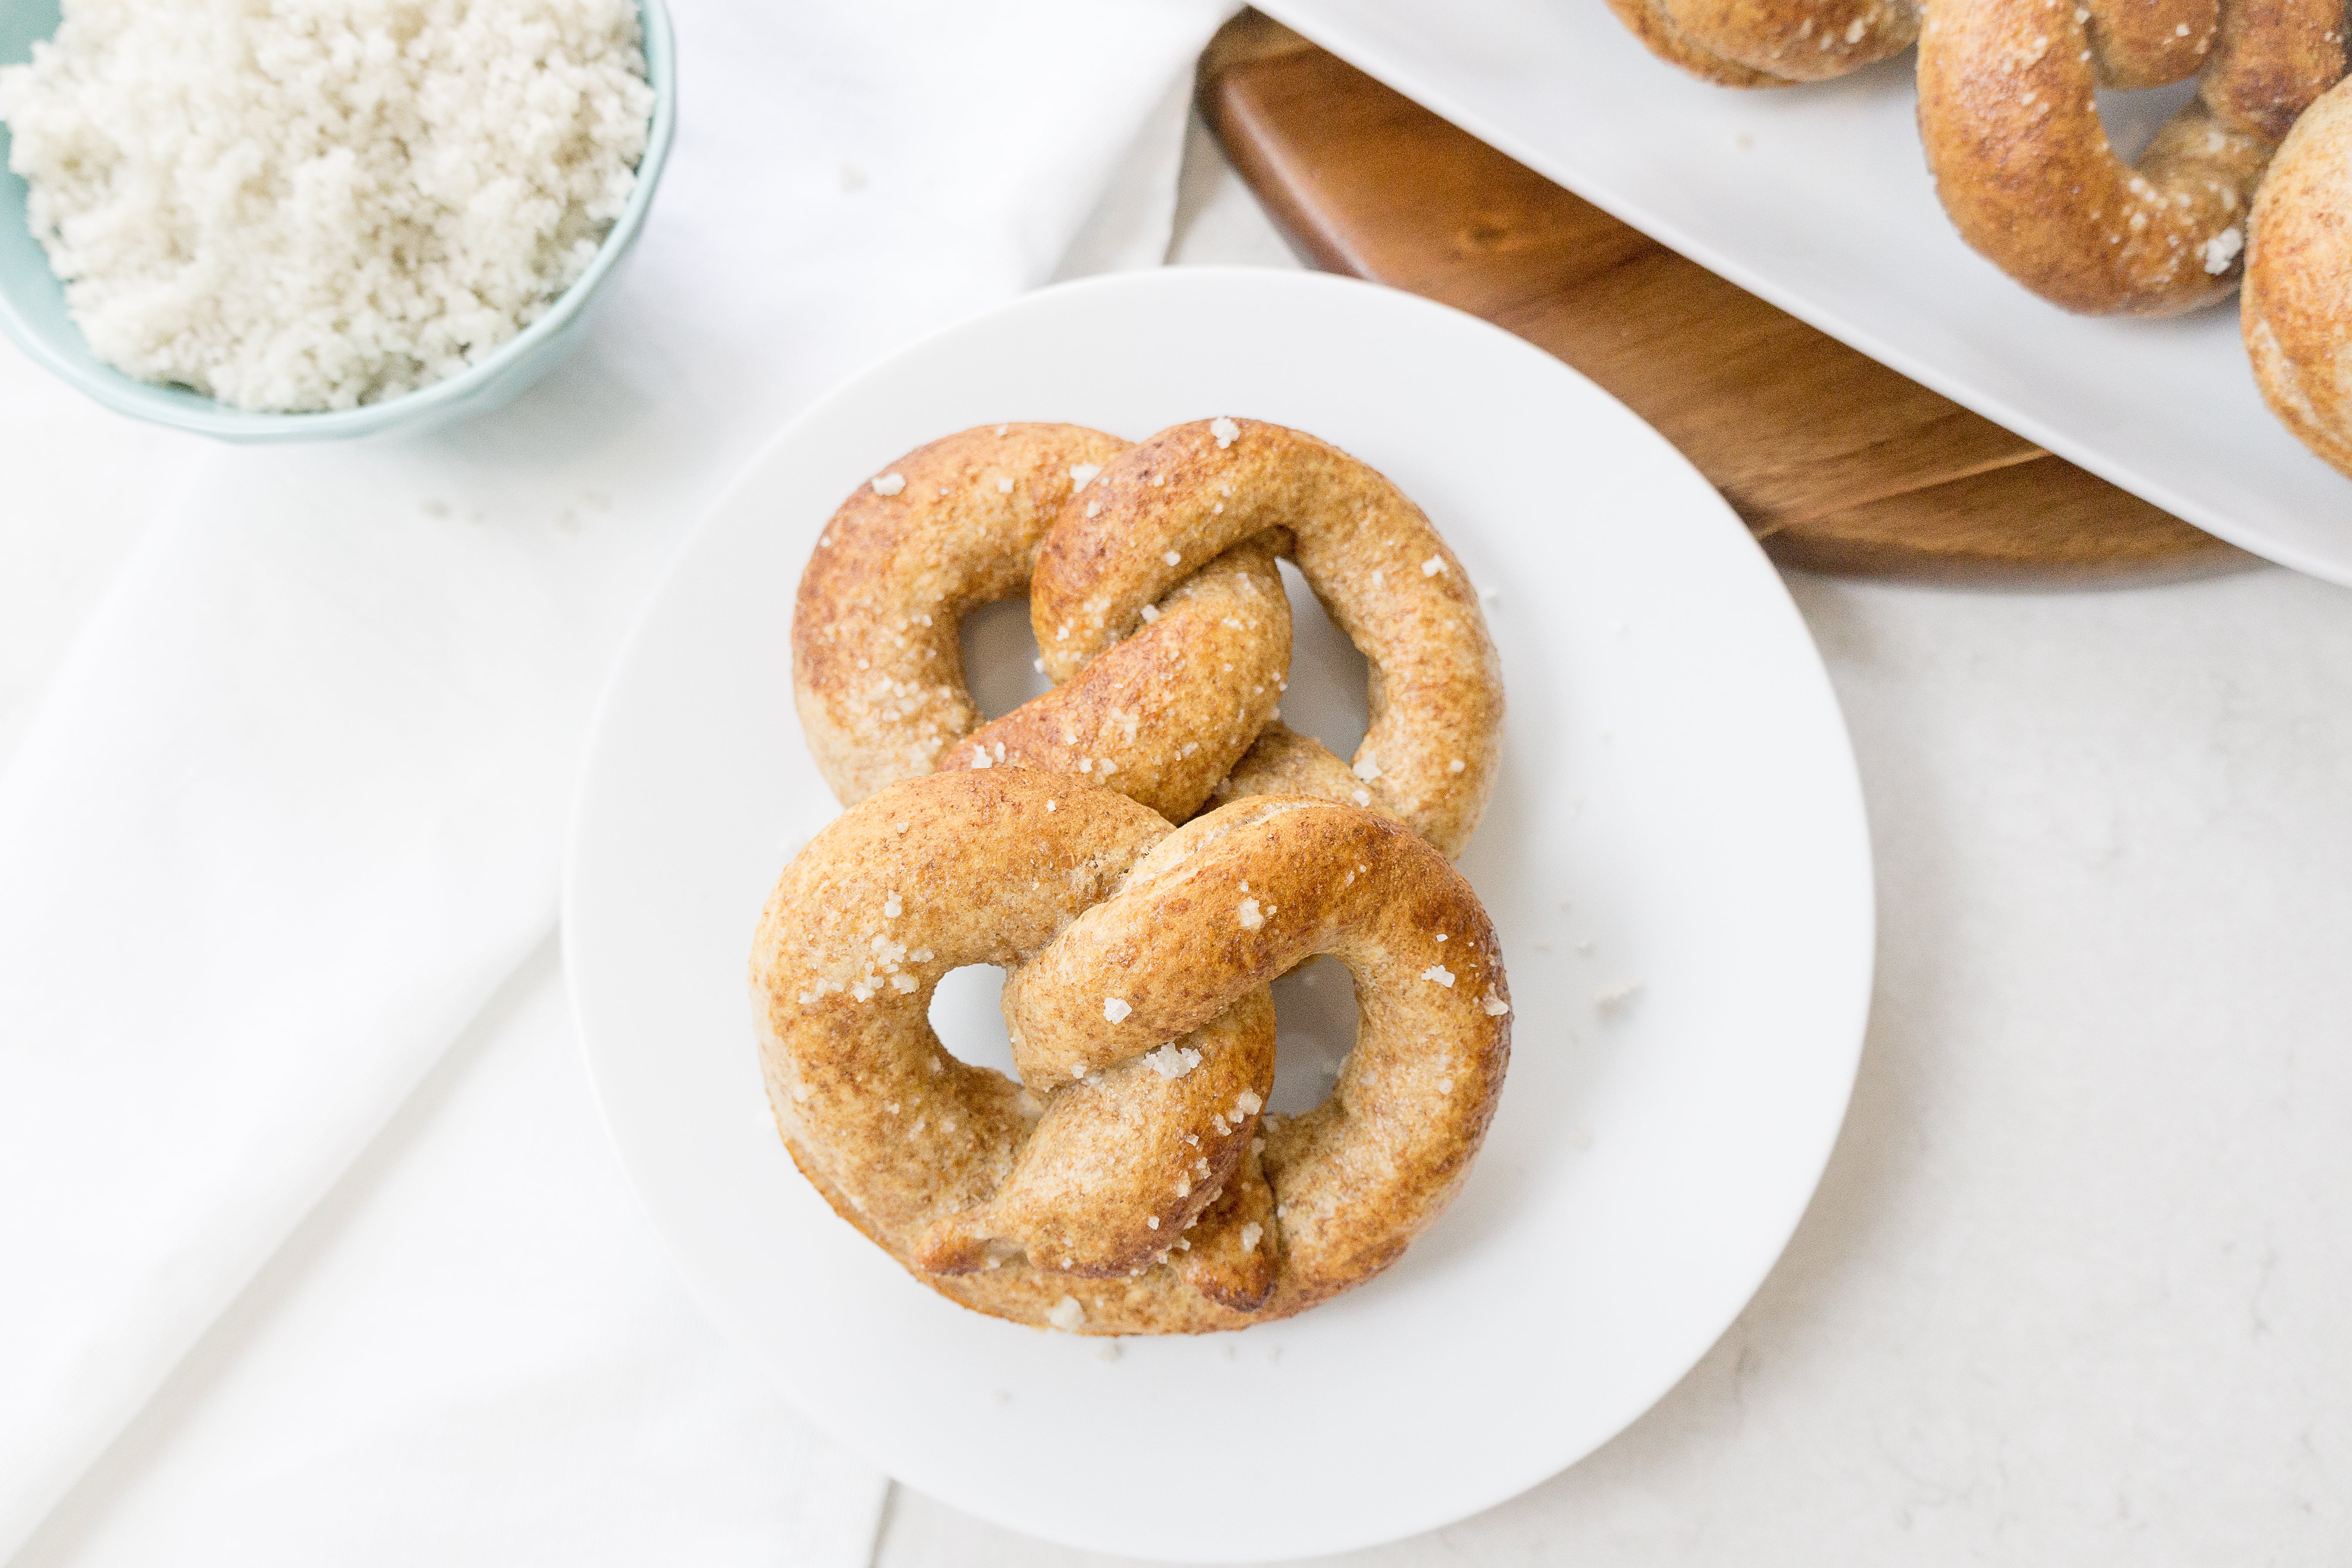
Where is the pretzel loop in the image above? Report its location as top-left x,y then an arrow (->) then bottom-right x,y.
1915,0 -> 2344,316
753,770 -> 1512,1334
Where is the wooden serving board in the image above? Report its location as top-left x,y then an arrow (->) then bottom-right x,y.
1198,13 -> 2253,584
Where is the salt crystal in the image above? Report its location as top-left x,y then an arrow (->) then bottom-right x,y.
1210,416 -> 1240,447
1048,1296 -> 1086,1332
1422,964 -> 1456,987
871,473 -> 906,497
1103,997 -> 1132,1024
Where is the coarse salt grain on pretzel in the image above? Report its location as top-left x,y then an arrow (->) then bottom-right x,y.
795,416 -> 1504,861
1605,0 -> 1920,86
2243,78 -> 2352,478
1916,0 -> 2345,316
793,422 -> 1293,823
1031,417 -> 1504,859
750,768 -> 1511,1334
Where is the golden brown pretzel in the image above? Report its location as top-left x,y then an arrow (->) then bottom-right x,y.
2243,77 -> 2352,476
751,769 -> 1512,1334
1031,418 -> 1503,858
1917,0 -> 2345,315
1604,0 -> 1921,86
794,418 -> 1504,857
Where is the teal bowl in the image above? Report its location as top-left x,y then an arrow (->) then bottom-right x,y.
0,0 -> 675,441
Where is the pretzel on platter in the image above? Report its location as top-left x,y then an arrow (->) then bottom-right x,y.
751,768 -> 1512,1334
1604,0 -> 1920,86
793,417 -> 1504,857
1916,0 -> 2345,315
2243,77 -> 2352,478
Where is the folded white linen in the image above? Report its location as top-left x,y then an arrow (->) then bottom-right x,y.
19,943 -> 890,1568
0,0 -> 1230,1559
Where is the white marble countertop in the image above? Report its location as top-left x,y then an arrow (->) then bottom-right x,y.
6,119 -> 2347,1567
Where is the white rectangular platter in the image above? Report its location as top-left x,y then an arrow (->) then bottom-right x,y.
1259,0 -> 2352,586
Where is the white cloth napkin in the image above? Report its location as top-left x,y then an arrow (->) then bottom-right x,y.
0,0 -> 1230,1560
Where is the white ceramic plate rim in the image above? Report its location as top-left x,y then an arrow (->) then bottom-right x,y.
563,267 -> 1876,1561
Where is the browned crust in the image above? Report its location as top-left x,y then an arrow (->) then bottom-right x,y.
1916,0 -> 2342,316
1604,0 -> 1919,85
751,771 -> 1512,1335
1030,419 -> 1504,858
2243,78 -> 2352,478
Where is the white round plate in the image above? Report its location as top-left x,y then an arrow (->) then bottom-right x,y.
563,268 -> 1874,1562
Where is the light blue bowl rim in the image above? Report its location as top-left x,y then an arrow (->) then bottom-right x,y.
0,0 -> 677,439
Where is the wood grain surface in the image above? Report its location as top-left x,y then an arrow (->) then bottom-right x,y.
1198,13 -> 2252,584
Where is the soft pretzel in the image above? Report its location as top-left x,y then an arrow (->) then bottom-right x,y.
1604,0 -> 1920,86
794,418 -> 1504,857
1031,418 -> 1503,858
751,769 -> 1512,1334
2244,77 -> 2352,477
1917,0 -> 2345,315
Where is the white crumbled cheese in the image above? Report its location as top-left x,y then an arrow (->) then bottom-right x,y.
1210,416 -> 1240,447
1164,550 -> 1182,566
1047,1296 -> 1086,1332
1070,462 -> 1102,489
1482,993 -> 1511,1017
1145,1041 -> 1203,1078
1352,754 -> 1382,783
1237,897 -> 1264,931
2202,226 -> 2243,275
997,476 -> 1014,494
872,473 -> 906,497
1239,1221 -> 1264,1254
1423,964 -> 1456,987
1103,997 -> 1132,1024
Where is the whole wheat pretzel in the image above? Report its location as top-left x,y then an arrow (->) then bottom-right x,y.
1605,0 -> 1920,85
751,768 -> 1511,1333
2243,77 -> 2352,477
1917,0 -> 2345,315
794,418 -> 1504,857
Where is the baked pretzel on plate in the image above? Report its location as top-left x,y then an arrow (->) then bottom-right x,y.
1917,0 -> 2345,315
1605,0 -> 1922,84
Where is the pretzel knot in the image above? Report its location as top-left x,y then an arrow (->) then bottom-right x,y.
752,770 -> 1512,1333
1918,0 -> 2344,315
765,418 -> 1512,1332
792,418 -> 1503,858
